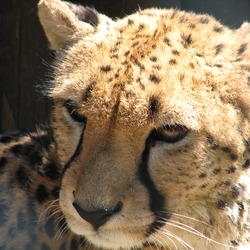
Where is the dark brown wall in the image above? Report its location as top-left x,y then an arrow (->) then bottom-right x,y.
1,0 -> 250,130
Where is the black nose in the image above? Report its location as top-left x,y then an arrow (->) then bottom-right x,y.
73,201 -> 123,230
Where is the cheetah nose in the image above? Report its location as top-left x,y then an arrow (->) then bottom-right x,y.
72,201 -> 123,230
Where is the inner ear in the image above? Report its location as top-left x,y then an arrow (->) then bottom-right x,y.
65,3 -> 99,26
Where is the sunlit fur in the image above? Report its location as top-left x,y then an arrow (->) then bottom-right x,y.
38,0 -> 250,249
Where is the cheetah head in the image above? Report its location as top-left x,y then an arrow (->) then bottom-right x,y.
38,0 -> 250,249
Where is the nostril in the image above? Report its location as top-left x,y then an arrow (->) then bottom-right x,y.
73,201 -> 123,230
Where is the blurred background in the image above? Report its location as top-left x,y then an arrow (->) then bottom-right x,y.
1,0 -> 250,130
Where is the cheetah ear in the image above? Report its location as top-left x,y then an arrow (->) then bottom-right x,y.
38,0 -> 99,50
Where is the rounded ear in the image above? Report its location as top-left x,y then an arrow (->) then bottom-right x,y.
38,0 -> 98,50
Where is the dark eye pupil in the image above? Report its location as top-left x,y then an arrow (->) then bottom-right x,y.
64,100 -> 86,123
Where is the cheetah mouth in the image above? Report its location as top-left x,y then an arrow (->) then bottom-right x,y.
80,228 -> 145,249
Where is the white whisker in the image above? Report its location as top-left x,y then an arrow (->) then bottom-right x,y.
158,217 -> 232,249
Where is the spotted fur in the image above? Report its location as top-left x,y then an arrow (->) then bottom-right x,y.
0,0 -> 250,249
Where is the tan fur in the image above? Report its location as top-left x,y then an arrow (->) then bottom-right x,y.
0,0 -> 249,249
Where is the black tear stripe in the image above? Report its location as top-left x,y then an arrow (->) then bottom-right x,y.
138,133 -> 170,237
62,128 -> 85,178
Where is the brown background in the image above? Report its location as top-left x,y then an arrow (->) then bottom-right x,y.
1,0 -> 250,130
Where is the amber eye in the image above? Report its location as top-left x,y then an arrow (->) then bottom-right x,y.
154,124 -> 189,143
64,100 -> 87,123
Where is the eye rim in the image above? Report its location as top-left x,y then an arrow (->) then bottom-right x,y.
64,100 -> 87,123
154,124 -> 189,144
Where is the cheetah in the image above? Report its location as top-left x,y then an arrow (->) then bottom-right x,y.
0,0 -> 250,249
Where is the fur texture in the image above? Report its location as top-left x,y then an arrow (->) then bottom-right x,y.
0,0 -> 249,249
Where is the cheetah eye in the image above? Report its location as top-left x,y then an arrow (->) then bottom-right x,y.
64,100 -> 86,123
154,124 -> 189,143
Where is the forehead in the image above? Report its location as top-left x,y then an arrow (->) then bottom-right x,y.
52,9 -> 207,128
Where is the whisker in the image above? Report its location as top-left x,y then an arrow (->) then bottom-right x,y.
159,211 -> 212,227
162,230 -> 194,250
159,218 -> 232,248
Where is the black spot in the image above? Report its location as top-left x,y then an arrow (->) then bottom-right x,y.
170,10 -> 177,19
0,157 -> 7,170
238,43 -> 247,55
134,59 -> 145,70
215,44 -> 223,55
28,150 -> 42,166
172,50 -> 180,56
17,210 -> 26,231
124,51 -> 130,56
221,147 -> 230,153
43,162 -> 60,180
149,74 -> 161,84
45,216 -> 56,238
213,168 -> 221,174
138,24 -> 145,30
132,41 -> 139,47
79,236 -> 88,247
152,44 -> 156,49
148,96 -> 160,118
214,26 -> 224,32
16,165 -> 31,190
214,64 -> 222,68
0,136 -> 14,143
201,184 -> 208,189
181,33 -> 192,48
127,19 -> 134,25
188,23 -> 196,29
200,17 -> 209,24
163,37 -> 171,46
121,60 -> 128,65
70,237 -> 79,250
227,166 -> 237,174
179,74 -> 185,82
74,7 -> 99,26
150,56 -> 157,62
231,240 -> 238,246
222,180 -> 231,186
242,159 -> 250,169
217,198 -> 227,209
230,154 -> 238,161
230,185 -> 243,199
199,172 -> 207,178
10,144 -> 23,155
189,62 -> 194,69
100,65 -> 111,72
111,54 -> 118,59
207,136 -> 219,150
36,184 -> 49,204
169,59 -> 177,65
31,133 -> 51,150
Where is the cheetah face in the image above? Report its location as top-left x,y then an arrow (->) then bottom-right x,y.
39,0 -> 250,249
